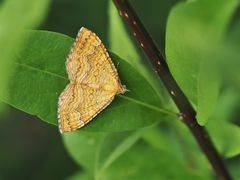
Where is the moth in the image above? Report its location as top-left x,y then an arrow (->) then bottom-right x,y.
58,27 -> 126,133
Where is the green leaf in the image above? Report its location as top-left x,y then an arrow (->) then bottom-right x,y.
209,121 -> 240,158
166,0 -> 238,125
63,130 -> 143,179
0,30 -> 175,132
0,0 -> 50,111
207,89 -> 240,157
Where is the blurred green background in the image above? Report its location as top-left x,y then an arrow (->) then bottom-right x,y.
1,0 -> 240,179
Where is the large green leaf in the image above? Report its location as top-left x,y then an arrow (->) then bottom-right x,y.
63,130 -> 143,179
0,0 -> 50,111
166,0 -> 238,125
0,30 -> 176,132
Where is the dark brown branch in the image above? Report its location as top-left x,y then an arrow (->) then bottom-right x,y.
113,0 -> 231,179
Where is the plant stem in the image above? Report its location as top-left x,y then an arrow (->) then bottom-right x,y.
113,0 -> 231,179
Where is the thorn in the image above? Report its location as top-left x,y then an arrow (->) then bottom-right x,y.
117,61 -> 120,67
124,12 -> 129,18
178,112 -> 186,120
170,91 -> 176,96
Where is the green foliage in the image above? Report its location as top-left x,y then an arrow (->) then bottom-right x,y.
1,0 -> 240,179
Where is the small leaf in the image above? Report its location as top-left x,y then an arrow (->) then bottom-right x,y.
0,30 -> 175,132
209,121 -> 240,158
